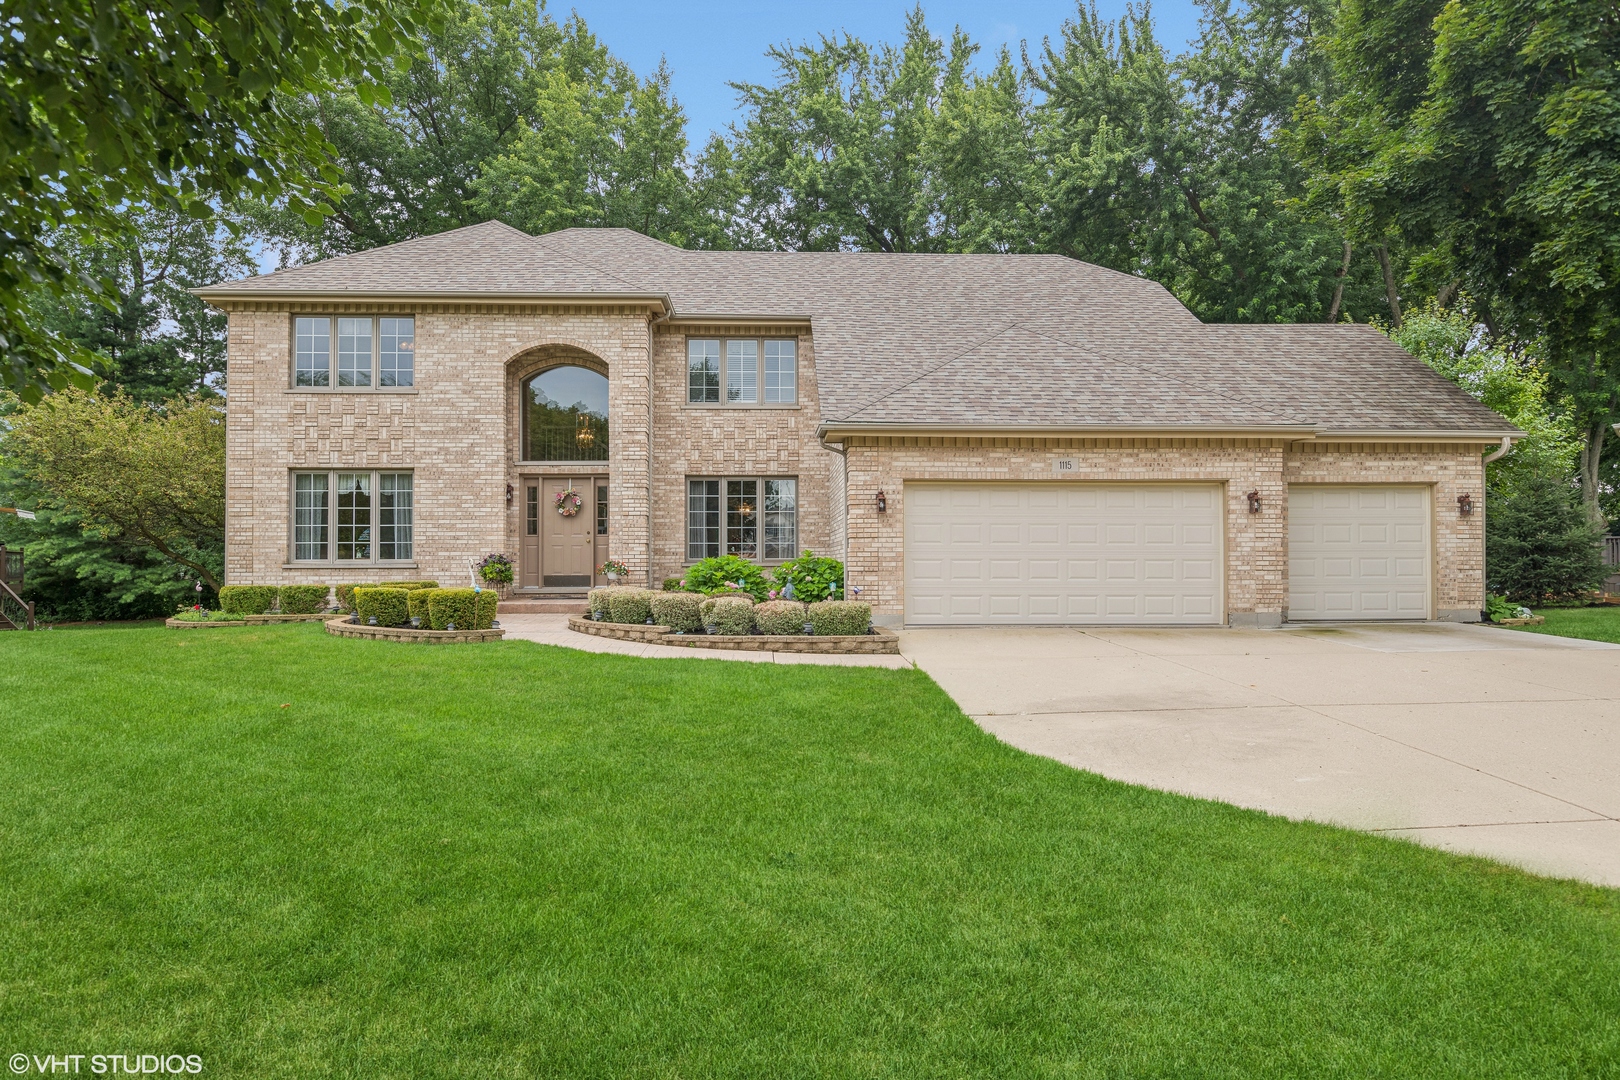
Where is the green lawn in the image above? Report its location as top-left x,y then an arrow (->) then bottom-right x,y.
1512,605 -> 1620,644
2,624 -> 1617,1078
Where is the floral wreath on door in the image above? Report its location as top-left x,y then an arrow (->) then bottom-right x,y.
554,487 -> 582,516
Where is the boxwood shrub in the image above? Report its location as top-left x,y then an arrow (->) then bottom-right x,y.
701,595 -> 755,635
808,600 -> 871,636
422,588 -> 497,631
380,580 -> 439,589
339,581 -> 437,612
607,587 -> 656,625
217,585 -> 277,615
276,585 -> 330,614
649,591 -> 704,632
407,588 -> 437,624
354,587 -> 411,627
754,599 -> 809,635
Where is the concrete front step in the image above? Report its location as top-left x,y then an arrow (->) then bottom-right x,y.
499,598 -> 588,615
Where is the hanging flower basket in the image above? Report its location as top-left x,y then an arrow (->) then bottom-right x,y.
554,488 -> 582,517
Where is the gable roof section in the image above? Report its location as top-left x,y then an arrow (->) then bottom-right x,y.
194,220 -> 657,300
200,224 -> 1516,437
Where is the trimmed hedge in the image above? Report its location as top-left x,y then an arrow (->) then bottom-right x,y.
608,588 -> 657,625
589,586 -> 650,622
754,599 -> 809,635
339,580 -> 437,613
277,585 -> 330,614
426,588 -> 499,631
808,600 -> 871,636
407,588 -> 436,624
354,587 -> 411,627
218,585 -> 277,615
649,591 -> 704,632
701,595 -> 755,636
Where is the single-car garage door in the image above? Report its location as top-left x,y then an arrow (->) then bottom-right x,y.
1288,485 -> 1430,620
904,483 -> 1223,625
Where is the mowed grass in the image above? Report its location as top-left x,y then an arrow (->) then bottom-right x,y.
1,625 -> 1617,1078
1516,605 -> 1620,644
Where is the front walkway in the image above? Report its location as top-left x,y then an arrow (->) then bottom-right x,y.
498,613 -> 911,668
896,621 -> 1620,888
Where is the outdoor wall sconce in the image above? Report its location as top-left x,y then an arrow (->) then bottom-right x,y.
505,482 -> 514,506
875,490 -> 888,513
1457,493 -> 1473,516
1246,490 -> 1262,514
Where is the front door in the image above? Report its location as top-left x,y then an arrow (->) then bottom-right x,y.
520,476 -> 603,588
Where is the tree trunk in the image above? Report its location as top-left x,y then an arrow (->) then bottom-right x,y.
1579,420 -> 1609,529
1377,244 -> 1402,328
1327,241 -> 1352,322
1435,279 -> 1461,309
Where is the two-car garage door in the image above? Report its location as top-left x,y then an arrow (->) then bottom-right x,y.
904,484 -> 1224,625
903,482 -> 1433,625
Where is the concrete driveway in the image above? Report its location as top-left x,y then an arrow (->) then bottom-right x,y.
897,622 -> 1620,887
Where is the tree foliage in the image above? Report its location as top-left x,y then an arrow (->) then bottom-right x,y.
1486,472 -> 1609,604
1307,0 -> 1620,522
4,390 -> 226,591
0,0 -> 441,399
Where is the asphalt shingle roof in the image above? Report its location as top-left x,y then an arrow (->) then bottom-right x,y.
200,222 -> 1515,436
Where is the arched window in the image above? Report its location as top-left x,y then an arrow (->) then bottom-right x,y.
523,365 -> 608,461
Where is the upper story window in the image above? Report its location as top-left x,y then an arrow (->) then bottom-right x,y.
523,365 -> 609,461
294,316 -> 414,388
687,338 -> 797,405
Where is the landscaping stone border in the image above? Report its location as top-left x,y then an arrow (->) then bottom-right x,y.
325,618 -> 503,644
568,615 -> 900,654
165,618 -> 249,629
1495,615 -> 1546,627
246,612 -> 337,624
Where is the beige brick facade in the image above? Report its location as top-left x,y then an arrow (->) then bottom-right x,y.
223,303 -> 1489,625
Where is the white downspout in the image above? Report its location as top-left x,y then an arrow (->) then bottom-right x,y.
1478,436 -> 1513,617
1482,436 -> 1513,464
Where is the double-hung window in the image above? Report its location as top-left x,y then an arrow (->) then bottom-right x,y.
295,316 -> 415,388
687,338 -> 796,405
291,470 -> 414,563
686,477 -> 797,561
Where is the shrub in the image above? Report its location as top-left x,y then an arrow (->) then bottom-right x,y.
771,550 -> 844,601
650,591 -> 704,631
407,588 -> 437,624
354,587 -> 411,627
341,581 -> 436,613
428,588 -> 472,630
277,585 -> 330,614
1486,474 -> 1608,604
685,554 -> 770,601
662,577 -> 685,592
608,588 -> 656,625
808,600 -> 871,636
702,595 -> 755,635
1485,594 -> 1532,623
587,588 -> 612,616
217,585 -> 276,615
423,588 -> 497,630
754,599 -> 809,635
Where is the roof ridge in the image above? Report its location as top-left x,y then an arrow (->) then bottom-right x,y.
223,219 -> 534,286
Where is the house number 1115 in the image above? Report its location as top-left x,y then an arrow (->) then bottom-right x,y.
1052,458 -> 1078,473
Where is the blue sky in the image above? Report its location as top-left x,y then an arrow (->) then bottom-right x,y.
562,1 -> 1207,140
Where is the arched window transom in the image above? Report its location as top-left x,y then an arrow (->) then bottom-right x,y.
523,365 -> 608,461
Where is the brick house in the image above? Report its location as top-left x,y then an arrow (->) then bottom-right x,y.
198,222 -> 1517,626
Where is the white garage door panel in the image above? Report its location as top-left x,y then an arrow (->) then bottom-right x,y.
1288,485 -> 1430,621
904,483 -> 1224,625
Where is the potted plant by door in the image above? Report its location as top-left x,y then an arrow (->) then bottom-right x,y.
478,553 -> 515,598
598,559 -> 628,585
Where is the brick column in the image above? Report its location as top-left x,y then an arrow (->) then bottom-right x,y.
608,319 -> 653,584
